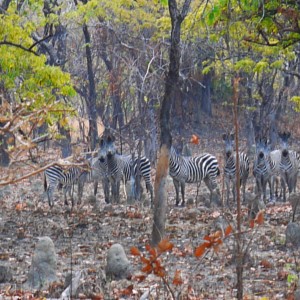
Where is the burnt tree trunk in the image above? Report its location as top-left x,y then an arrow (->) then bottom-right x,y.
151,0 -> 191,246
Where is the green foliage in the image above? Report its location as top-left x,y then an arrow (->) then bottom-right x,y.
0,1 -> 76,131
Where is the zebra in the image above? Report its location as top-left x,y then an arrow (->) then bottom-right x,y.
253,137 -> 274,202
169,146 -> 220,206
222,133 -> 250,206
269,149 -> 283,200
44,164 -> 81,207
277,132 -> 300,202
77,156 -> 110,204
98,134 -> 154,204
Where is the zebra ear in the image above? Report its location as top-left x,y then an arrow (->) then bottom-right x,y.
230,133 -> 235,141
222,133 -> 227,141
107,134 -> 115,143
286,132 -> 291,139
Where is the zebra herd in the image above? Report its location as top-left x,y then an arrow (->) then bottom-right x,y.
43,131 -> 300,212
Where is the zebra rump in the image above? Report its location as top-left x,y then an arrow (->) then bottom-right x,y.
44,164 -> 80,207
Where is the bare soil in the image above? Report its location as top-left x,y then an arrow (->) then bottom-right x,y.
0,155 -> 299,300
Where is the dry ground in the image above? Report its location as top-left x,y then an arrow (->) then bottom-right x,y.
0,161 -> 299,299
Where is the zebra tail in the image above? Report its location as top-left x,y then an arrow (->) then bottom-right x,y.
217,167 -> 221,176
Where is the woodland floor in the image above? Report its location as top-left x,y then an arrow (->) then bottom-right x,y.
0,158 -> 300,300
1,111 -> 300,300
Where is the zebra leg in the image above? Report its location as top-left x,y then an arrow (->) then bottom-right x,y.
77,180 -> 84,205
241,177 -> 247,203
116,180 -> 121,203
262,180 -> 268,203
181,182 -> 185,206
231,179 -> 236,204
146,182 -> 154,207
63,186 -> 69,206
225,178 -> 231,207
173,178 -> 180,206
281,177 -> 287,202
269,178 -> 274,202
47,186 -> 55,207
93,180 -> 98,196
102,178 -> 110,204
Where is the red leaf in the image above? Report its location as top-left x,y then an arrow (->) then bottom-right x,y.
255,211 -> 264,225
117,284 -> 134,297
141,263 -> 153,274
173,270 -> 183,286
190,134 -> 200,145
145,244 -> 157,257
194,243 -> 209,257
224,225 -> 233,236
158,238 -> 173,252
132,275 -> 146,282
130,247 -> 141,256
249,219 -> 255,229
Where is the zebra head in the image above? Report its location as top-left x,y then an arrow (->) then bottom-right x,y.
222,133 -> 234,159
279,131 -> 291,158
98,137 -> 107,163
98,134 -> 117,161
255,137 -> 269,161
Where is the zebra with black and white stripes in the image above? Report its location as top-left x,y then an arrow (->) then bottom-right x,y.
99,134 -> 153,204
253,137 -> 274,202
169,146 -> 220,206
77,156 -> 110,204
277,132 -> 300,202
44,164 -> 81,207
222,133 -> 250,206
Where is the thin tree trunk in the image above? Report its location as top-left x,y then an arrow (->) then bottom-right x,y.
82,24 -> 98,150
151,0 -> 191,246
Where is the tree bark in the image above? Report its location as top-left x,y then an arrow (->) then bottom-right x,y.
82,24 -> 98,150
151,0 -> 191,246
201,72 -> 212,116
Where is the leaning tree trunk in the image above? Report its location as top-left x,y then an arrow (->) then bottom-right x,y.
151,0 -> 192,246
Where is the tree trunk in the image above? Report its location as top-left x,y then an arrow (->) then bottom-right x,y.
201,72 -> 212,116
151,0 -> 191,246
82,24 -> 98,150
0,130 -> 10,167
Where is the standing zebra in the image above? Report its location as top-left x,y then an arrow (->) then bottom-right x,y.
222,133 -> 249,206
77,156 -> 110,204
44,164 -> 81,207
98,134 -> 154,204
169,146 -> 220,206
278,132 -> 300,202
253,137 -> 274,202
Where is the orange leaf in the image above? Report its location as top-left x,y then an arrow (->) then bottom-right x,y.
190,134 -> 200,145
15,203 -> 26,211
260,259 -> 273,268
255,211 -> 264,225
224,225 -> 233,236
141,263 -> 153,274
130,247 -> 141,256
145,244 -> 156,257
173,270 -> 183,286
141,256 -> 150,264
194,243 -> 209,257
120,284 -> 134,296
158,238 -> 174,252
155,267 -> 165,278
203,235 -> 212,242
133,275 -> 146,282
